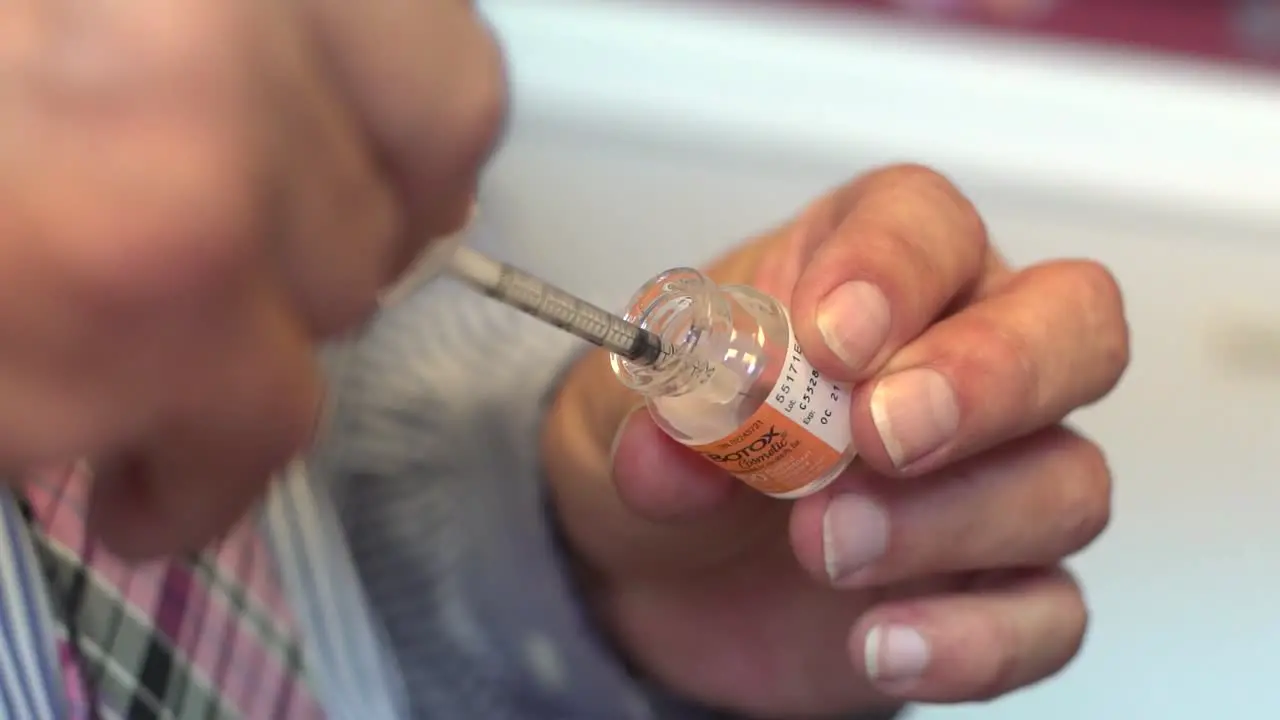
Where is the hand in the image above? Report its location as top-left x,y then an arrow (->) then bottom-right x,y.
0,0 -> 504,557
543,165 -> 1128,717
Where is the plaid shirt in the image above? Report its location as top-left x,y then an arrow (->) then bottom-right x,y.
0,460 -> 409,720
20,464 -> 325,719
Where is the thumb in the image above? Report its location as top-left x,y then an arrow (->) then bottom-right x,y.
609,407 -> 736,522
606,407 -> 791,574
544,348 -> 789,576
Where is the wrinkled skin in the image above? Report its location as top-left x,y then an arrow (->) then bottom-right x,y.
1,2 -> 1128,717
544,166 -> 1127,715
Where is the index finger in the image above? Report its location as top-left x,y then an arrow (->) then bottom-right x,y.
299,0 -> 507,255
852,260 -> 1128,474
759,165 -> 998,383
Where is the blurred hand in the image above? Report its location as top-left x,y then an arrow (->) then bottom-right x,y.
543,164 -> 1129,717
0,0 -> 505,557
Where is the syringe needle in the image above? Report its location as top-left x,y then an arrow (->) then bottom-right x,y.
446,246 -> 665,365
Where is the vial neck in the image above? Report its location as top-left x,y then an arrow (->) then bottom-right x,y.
610,268 -> 734,399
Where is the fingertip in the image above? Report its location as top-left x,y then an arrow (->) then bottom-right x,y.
851,602 -> 1012,703
790,287 -> 877,384
850,614 -> 935,697
788,470 -> 884,586
847,384 -> 903,476
610,408 -> 736,522
850,570 -> 1086,703
787,489 -> 831,581
752,199 -> 891,381
806,279 -> 894,379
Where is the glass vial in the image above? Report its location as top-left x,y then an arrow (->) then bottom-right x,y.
610,267 -> 856,499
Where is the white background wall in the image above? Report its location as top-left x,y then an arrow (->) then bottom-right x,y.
478,1 -> 1280,717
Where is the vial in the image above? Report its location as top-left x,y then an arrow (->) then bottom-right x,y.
610,267 -> 856,499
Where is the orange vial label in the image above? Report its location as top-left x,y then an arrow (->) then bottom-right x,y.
688,333 -> 853,497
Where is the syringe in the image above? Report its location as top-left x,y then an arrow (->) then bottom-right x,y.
447,246 -> 666,365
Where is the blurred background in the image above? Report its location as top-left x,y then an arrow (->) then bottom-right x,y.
476,1 -> 1280,717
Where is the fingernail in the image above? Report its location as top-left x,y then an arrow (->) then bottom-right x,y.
822,494 -> 889,584
817,281 -> 891,371
865,624 -> 931,684
609,405 -> 646,466
870,368 -> 959,468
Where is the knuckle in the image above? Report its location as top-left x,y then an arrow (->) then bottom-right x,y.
963,312 -> 1040,403
444,33 -> 509,178
874,163 -> 955,195
964,568 -> 1088,701
17,6 -> 263,314
871,163 -> 987,246
859,223 -> 943,294
128,2 -> 251,66
402,19 -> 507,187
1,10 -> 44,74
380,24 -> 506,239
54,135 -> 260,313
34,2 -> 244,99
